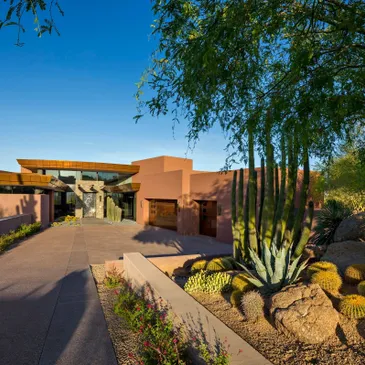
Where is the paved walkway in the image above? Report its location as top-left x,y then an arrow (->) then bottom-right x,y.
0,224 -> 231,365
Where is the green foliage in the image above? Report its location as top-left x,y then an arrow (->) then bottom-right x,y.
312,200 -> 352,246
0,222 -> 41,253
307,261 -> 338,279
195,340 -> 230,365
344,264 -> 365,285
237,242 -> 308,294
240,291 -> 264,322
206,258 -> 232,272
184,271 -> 232,294
52,215 -> 79,227
231,273 -> 254,293
107,197 -> 123,222
310,271 -> 342,293
1,0 -> 64,46
104,265 -> 123,289
191,259 -> 207,273
339,295 -> 365,319
229,290 -> 242,308
357,281 -> 365,297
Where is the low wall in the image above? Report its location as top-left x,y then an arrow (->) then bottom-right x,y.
124,252 -> 271,365
0,214 -> 33,235
0,194 -> 49,227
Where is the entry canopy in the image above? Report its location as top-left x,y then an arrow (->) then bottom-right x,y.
102,183 -> 140,193
0,172 -> 68,191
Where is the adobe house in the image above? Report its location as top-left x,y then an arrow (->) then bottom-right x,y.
0,156 -> 321,243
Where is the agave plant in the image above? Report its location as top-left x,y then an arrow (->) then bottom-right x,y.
236,242 -> 308,294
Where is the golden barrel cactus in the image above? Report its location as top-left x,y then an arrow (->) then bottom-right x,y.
191,260 -> 207,273
206,257 -> 233,272
310,270 -> 342,293
307,261 -> 338,279
230,290 -> 243,307
344,264 -> 365,285
339,295 -> 365,319
357,281 -> 365,297
232,273 -> 254,293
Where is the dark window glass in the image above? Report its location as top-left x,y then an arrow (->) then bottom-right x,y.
58,170 -> 77,184
66,192 -> 76,204
54,192 -> 62,205
81,171 -> 98,181
45,170 -> 59,178
98,172 -> 119,183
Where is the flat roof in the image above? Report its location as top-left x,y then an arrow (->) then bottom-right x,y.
17,159 -> 140,175
0,172 -> 68,191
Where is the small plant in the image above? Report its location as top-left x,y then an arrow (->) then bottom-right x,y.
307,261 -> 338,279
230,290 -> 242,307
191,259 -> 208,273
237,242 -> 308,294
184,271 -> 232,294
358,281 -> 365,296
231,273 -> 254,292
206,258 -> 233,272
104,266 -> 123,289
339,295 -> 365,319
312,200 -> 352,246
241,291 -> 264,322
311,270 -> 342,293
195,339 -> 230,365
344,264 -> 365,284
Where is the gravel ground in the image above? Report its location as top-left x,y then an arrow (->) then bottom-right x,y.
192,292 -> 365,365
90,265 -> 138,365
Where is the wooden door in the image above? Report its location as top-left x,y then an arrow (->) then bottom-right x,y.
149,200 -> 177,230
199,201 -> 217,237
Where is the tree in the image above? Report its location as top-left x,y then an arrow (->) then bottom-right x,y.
0,0 -> 63,46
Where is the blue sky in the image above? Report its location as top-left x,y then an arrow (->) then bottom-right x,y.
0,0 -> 241,173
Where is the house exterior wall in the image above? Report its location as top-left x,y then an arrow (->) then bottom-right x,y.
74,180 -> 105,219
0,194 -> 49,227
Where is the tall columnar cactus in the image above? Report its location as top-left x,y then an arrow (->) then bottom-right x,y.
231,170 -> 239,260
237,168 -> 247,259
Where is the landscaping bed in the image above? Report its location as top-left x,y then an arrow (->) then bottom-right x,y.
191,292 -> 365,365
51,215 -> 80,227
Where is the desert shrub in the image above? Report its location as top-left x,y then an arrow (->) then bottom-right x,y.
0,222 -> 42,253
241,291 -> 264,322
357,281 -> 365,296
184,271 -> 232,294
230,290 -> 242,307
206,257 -> 233,272
339,295 -> 365,319
310,270 -> 342,293
104,265 -> 123,289
312,200 -> 352,246
307,261 -> 338,279
344,264 -> 365,284
191,259 -> 207,273
231,273 -> 254,292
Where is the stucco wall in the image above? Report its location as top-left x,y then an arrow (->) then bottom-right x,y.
0,194 -> 49,227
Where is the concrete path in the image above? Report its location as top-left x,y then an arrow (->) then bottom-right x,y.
0,224 -> 232,365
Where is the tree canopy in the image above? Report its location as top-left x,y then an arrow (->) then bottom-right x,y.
136,0 -> 365,165
0,0 -> 63,46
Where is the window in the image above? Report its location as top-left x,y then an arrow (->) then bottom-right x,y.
66,192 -> 76,204
45,170 -> 59,178
98,172 -> 119,183
54,192 -> 62,205
81,171 -> 98,181
59,170 -> 77,184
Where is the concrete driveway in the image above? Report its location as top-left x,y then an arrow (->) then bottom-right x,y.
0,223 -> 232,365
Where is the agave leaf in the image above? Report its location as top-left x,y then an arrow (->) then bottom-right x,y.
271,246 -> 285,285
234,261 -> 264,288
249,248 -> 269,283
290,258 -> 308,284
285,254 -> 302,283
262,241 -> 274,278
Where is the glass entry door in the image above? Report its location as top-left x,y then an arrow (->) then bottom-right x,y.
83,193 -> 96,218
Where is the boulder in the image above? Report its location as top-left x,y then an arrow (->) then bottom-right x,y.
334,212 -> 365,242
302,244 -> 325,261
321,240 -> 365,274
270,283 -> 339,344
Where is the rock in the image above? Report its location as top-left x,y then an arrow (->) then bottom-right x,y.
270,283 -> 339,344
302,244 -> 325,261
321,241 -> 365,274
334,212 -> 365,242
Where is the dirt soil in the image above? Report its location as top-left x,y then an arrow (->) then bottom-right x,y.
90,264 -> 138,365
192,292 -> 365,365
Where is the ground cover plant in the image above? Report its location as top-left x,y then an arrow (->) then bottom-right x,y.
51,215 -> 80,227
0,222 -> 41,253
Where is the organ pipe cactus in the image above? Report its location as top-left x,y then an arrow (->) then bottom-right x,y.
231,170 -> 239,260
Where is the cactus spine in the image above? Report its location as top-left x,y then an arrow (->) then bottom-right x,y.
311,270 -> 342,293
339,295 -> 365,319
307,261 -> 338,278
358,281 -> 365,296
344,264 -> 365,284
241,291 -> 264,322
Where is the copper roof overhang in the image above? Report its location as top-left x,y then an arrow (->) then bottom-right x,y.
17,159 -> 140,175
0,172 -> 68,191
102,183 -> 141,193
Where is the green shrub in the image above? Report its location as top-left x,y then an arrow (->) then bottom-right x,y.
312,200 -> 352,246
104,265 -> 123,289
184,271 -> 232,294
0,222 -> 42,253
